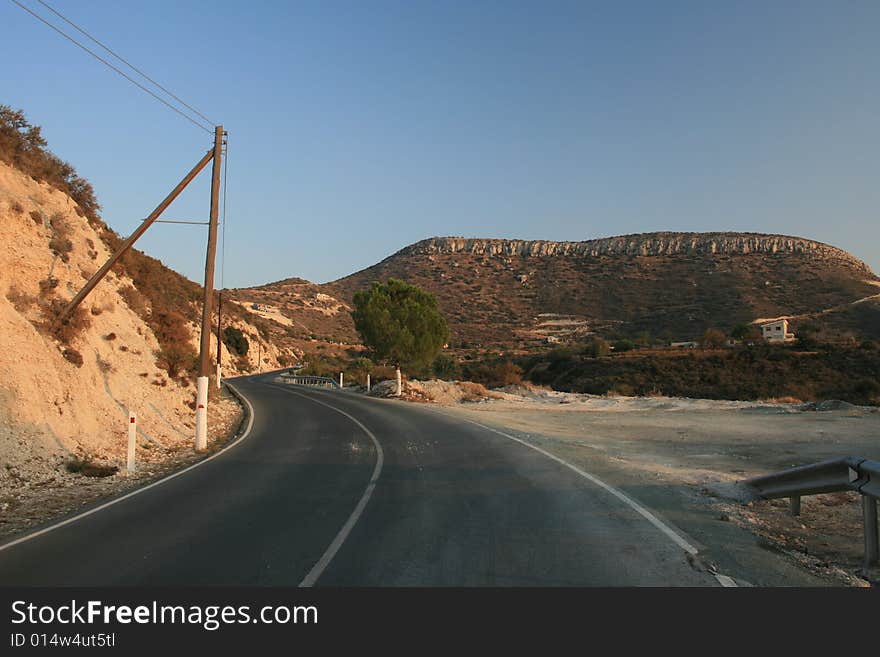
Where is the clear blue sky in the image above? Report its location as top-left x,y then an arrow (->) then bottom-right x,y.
3,1 -> 878,286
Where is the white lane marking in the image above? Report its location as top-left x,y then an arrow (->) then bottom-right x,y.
455,416 -> 699,553
446,414 -> 739,587
265,384 -> 385,587
715,574 -> 738,587
0,381 -> 257,554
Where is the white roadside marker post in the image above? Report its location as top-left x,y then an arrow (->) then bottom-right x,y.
216,363 -> 222,389
339,372 -> 344,388
195,376 -> 208,451
396,366 -> 402,397
127,411 -> 136,473
366,373 -> 370,392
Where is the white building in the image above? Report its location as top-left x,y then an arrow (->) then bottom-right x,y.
759,319 -> 795,343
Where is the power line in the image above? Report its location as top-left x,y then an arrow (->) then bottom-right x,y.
9,0 -> 213,134
220,137 -> 229,290
35,0 -> 216,127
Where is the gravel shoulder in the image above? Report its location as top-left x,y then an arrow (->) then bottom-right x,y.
416,384 -> 880,586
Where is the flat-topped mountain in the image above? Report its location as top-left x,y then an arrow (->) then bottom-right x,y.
402,233 -> 871,269
242,232 -> 880,349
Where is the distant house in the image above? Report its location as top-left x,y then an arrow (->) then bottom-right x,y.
670,341 -> 698,349
759,319 -> 795,343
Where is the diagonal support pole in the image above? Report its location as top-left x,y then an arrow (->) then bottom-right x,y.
52,147 -> 216,331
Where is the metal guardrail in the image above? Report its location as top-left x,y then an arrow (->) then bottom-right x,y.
745,456 -> 879,569
276,373 -> 341,390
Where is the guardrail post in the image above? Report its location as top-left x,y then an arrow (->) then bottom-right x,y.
864,496 -> 878,569
790,495 -> 801,517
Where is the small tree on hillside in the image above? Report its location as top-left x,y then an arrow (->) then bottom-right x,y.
351,278 -> 449,370
223,326 -> 249,357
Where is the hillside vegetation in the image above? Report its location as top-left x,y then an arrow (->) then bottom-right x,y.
323,236 -> 880,349
515,343 -> 880,405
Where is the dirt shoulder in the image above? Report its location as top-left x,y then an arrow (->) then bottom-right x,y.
0,388 -> 244,542
408,382 -> 880,586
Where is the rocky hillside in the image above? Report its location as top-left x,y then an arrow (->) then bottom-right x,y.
307,233 -> 880,348
0,108 -> 297,524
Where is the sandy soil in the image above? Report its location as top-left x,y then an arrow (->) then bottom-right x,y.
406,381 -> 880,586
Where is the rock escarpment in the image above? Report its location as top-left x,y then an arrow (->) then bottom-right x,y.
401,233 -> 872,274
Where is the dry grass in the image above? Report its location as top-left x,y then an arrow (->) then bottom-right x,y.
458,381 -> 501,402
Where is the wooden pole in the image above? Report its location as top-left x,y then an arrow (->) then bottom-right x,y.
199,126 -> 224,378
195,126 -> 224,451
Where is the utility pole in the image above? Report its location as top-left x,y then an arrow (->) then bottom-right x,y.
195,125 -> 224,451
216,291 -> 223,389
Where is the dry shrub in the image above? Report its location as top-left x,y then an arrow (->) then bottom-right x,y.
29,209 -> 42,225
150,309 -> 197,377
97,358 -> 113,373
458,381 -> 497,402
90,305 -> 102,316
46,298 -> 91,344
156,343 -> 195,378
6,287 -> 36,312
104,332 -> 117,341
65,457 -> 116,477
118,284 -> 147,316
48,213 -> 73,262
371,365 -> 397,382
10,200 -> 24,214
468,359 -> 523,387
38,277 -> 59,298
0,106 -> 102,220
62,347 -> 84,367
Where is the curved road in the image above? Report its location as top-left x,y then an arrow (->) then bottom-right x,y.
0,375 -> 719,586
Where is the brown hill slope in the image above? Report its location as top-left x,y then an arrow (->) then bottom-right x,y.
306,233 -> 880,348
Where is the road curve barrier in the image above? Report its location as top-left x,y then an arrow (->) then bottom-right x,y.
275,372 -> 341,390
745,456 -> 879,570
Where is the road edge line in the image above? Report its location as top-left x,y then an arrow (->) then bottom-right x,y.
448,414 -> 740,587
263,383 -> 384,587
0,380 -> 257,554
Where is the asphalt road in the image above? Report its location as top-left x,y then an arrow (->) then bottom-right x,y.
0,375 -> 719,586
